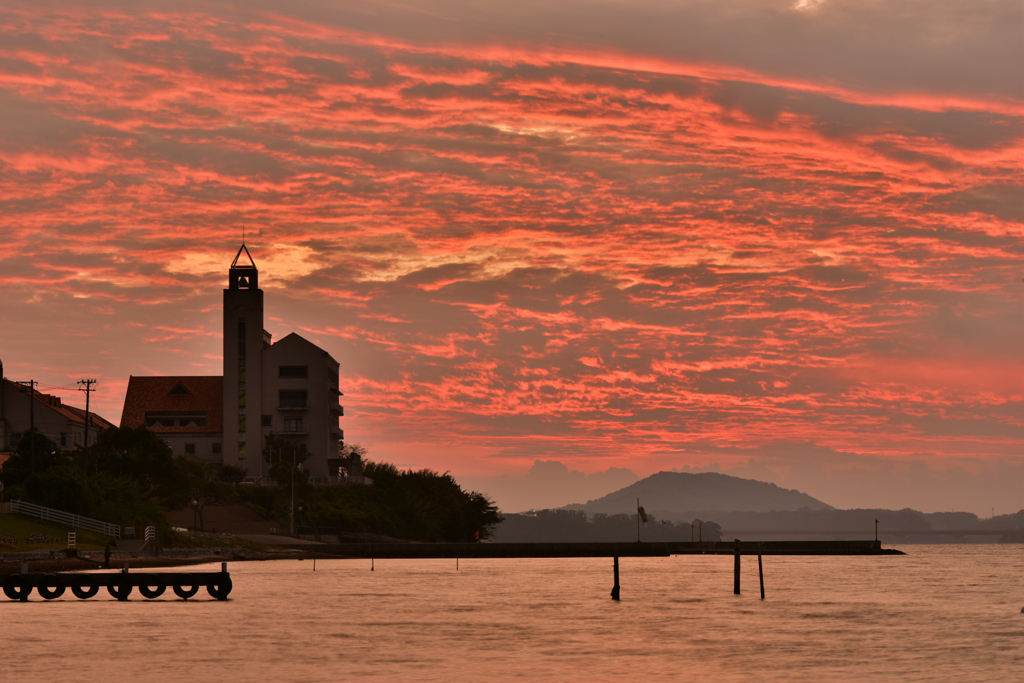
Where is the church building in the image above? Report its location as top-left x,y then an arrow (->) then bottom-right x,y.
120,246 -> 345,480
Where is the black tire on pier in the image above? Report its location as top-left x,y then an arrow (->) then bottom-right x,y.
173,584 -> 199,600
206,577 -> 233,600
37,575 -> 66,600
107,582 -> 133,601
71,582 -> 99,599
3,575 -> 32,601
139,575 -> 166,599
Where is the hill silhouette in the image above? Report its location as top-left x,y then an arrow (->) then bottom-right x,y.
564,470 -> 830,520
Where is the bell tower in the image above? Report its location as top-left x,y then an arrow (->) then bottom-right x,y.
223,244 -> 263,474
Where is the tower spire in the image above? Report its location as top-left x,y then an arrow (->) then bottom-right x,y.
229,244 -> 258,289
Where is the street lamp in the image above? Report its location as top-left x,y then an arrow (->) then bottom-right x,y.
191,499 -> 198,531
289,449 -> 296,536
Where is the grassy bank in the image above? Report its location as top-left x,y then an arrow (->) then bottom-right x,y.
0,515 -> 110,551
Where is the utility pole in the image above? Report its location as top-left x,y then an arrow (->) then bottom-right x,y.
78,379 -> 97,466
17,381 -> 36,472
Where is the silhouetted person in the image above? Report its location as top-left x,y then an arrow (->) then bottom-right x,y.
104,542 -> 111,569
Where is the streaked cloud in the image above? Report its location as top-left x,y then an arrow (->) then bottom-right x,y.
0,1 -> 1020,514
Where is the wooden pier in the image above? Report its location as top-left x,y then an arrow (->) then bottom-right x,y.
2,563 -> 232,602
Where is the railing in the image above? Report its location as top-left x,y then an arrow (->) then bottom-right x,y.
308,475 -> 374,486
2,500 -> 120,539
237,475 -> 375,487
240,476 -> 275,486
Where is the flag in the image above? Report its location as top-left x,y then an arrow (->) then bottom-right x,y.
637,505 -> 648,524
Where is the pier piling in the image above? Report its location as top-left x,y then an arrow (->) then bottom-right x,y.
758,542 -> 765,600
733,539 -> 741,595
611,556 -> 621,601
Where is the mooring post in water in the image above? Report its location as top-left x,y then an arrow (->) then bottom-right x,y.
371,557 -> 374,572
20,563 -> 27,575
611,556 -> 621,601
456,557 -> 459,571
222,562 -> 227,573
758,542 -> 765,600
123,562 -> 129,573
734,539 -> 741,595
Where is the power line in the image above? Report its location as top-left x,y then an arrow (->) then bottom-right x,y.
36,383 -> 79,391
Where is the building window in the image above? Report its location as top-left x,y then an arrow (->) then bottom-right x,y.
185,443 -> 196,455
238,414 -> 246,432
238,441 -> 246,460
213,443 -> 222,454
261,415 -> 272,427
145,412 -> 207,428
60,433 -> 67,447
279,390 -> 308,409
279,365 -> 308,378
283,417 -> 303,433
238,388 -> 246,408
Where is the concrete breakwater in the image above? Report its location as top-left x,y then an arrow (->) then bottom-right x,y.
309,540 -> 902,559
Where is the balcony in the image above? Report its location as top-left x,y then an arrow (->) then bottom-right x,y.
279,390 -> 308,410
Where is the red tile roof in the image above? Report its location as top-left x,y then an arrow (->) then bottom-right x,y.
120,376 -> 223,433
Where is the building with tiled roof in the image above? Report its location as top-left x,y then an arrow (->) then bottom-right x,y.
120,376 -> 224,463
0,360 -> 114,453
118,246 -> 344,479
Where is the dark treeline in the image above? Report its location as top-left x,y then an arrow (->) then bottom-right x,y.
243,445 -> 502,542
1,427 -> 196,533
492,509 -> 723,543
1,428 -> 503,544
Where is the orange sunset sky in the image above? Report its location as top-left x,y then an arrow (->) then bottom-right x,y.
1,1 -> 1021,514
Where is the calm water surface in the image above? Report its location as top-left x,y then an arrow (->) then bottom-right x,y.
4,545 -> 1022,681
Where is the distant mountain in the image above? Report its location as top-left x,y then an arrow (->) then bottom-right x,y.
564,471 -> 830,520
